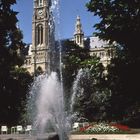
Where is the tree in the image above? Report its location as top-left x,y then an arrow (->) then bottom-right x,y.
107,50 -> 140,125
62,40 -> 91,90
72,62 -> 110,122
86,0 -> 140,56
0,0 -> 33,125
62,40 -> 109,121
0,67 -> 33,125
86,0 -> 140,125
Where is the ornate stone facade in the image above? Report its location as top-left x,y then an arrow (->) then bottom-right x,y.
74,16 -> 84,48
23,0 -> 51,74
89,36 -> 115,68
22,6 -> 115,74
73,16 -> 115,68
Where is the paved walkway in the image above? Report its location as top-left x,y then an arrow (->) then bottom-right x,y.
0,133 -> 55,140
70,134 -> 140,140
0,134 -> 140,140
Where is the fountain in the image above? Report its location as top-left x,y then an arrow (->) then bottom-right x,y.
70,68 -> 91,122
28,72 -> 68,140
27,0 -> 70,139
70,69 -> 84,112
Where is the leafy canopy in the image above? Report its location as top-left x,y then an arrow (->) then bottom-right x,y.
86,0 -> 140,124
0,0 -> 32,125
86,0 -> 140,55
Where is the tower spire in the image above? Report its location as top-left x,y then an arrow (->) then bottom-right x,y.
74,16 -> 84,48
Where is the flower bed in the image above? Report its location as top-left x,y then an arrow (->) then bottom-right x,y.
76,123 -> 131,134
110,123 -> 130,131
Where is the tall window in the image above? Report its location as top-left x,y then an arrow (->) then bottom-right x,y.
38,0 -> 43,6
37,24 -> 43,45
40,26 -> 43,44
77,36 -> 79,43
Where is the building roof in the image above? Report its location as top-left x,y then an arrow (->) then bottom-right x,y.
89,36 -> 109,49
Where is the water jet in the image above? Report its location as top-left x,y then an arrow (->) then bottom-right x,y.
27,0 -> 70,139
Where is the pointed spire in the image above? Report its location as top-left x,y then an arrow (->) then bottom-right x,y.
74,15 -> 83,35
74,16 -> 84,48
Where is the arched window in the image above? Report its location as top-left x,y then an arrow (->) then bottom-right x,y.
80,36 -> 82,44
77,36 -> 79,43
36,66 -> 43,75
38,0 -> 43,6
36,24 -> 43,45
108,50 -> 111,57
41,26 -> 43,44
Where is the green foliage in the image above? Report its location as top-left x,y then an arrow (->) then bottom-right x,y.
86,0 -> 140,55
72,68 -> 110,121
9,67 -> 33,125
86,0 -> 140,125
0,0 -> 33,125
62,40 -> 110,121
62,40 -> 91,92
91,138 -> 97,140
0,66 -> 33,125
106,51 -> 140,123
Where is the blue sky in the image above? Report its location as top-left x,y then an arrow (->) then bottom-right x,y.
14,0 -> 99,44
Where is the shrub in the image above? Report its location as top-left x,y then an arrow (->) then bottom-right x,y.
91,138 -> 97,140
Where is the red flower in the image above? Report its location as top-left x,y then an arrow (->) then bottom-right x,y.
111,124 -> 130,131
80,125 -> 93,132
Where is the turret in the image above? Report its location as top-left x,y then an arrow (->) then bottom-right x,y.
74,16 -> 84,48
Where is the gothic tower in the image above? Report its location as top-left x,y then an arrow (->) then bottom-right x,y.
31,0 -> 51,74
74,16 -> 84,48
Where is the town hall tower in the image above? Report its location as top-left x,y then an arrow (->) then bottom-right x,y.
32,0 -> 51,74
